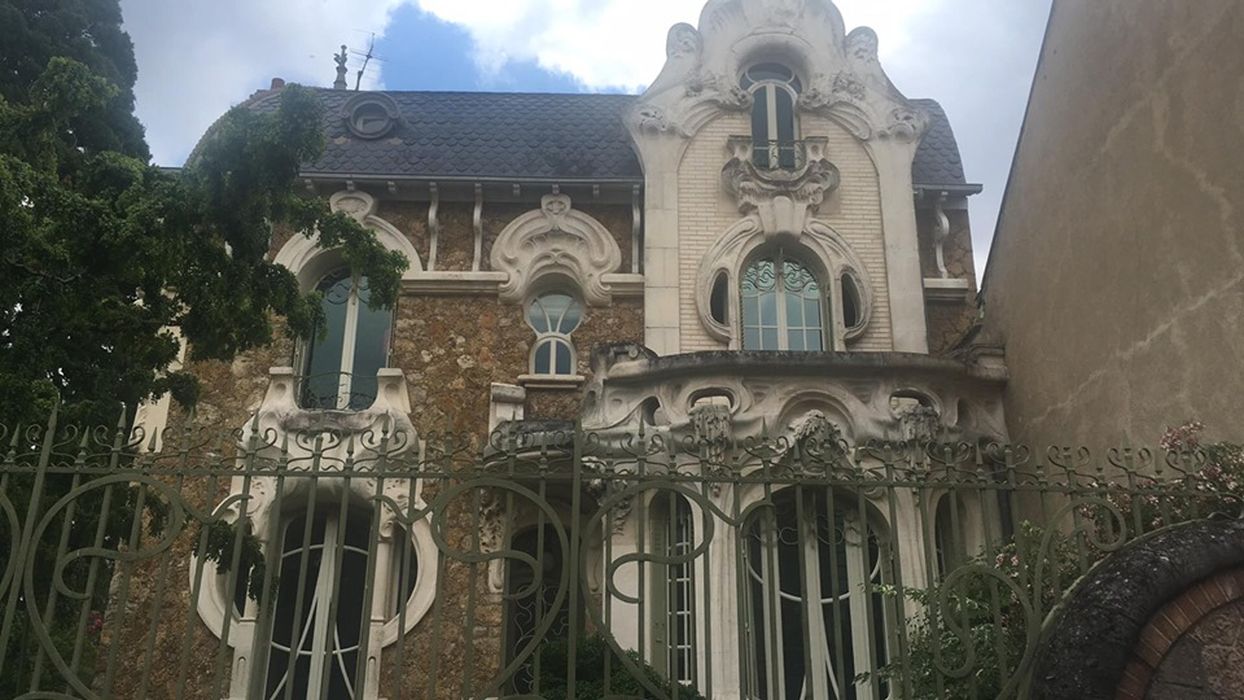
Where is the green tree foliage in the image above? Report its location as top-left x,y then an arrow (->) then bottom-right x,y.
0,1 -> 404,692
0,0 -> 406,427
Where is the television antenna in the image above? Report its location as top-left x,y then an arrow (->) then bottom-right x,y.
350,32 -> 384,91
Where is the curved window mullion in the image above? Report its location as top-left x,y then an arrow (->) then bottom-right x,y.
526,293 -> 583,377
742,252 -> 828,351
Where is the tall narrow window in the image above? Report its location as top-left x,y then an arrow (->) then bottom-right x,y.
741,63 -> 802,170
741,253 -> 827,351
263,507 -> 374,700
653,494 -> 697,686
743,489 -> 889,699
526,293 -> 583,376
301,269 -> 392,410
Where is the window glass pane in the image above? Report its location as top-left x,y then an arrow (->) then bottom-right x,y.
556,297 -> 582,334
347,276 -> 391,410
526,298 -> 551,333
534,342 -> 551,374
751,90 -> 771,168
742,297 -> 759,327
761,327 -> 779,350
775,90 -> 797,169
744,327 -> 761,350
554,341 -> 573,375
302,270 -> 351,409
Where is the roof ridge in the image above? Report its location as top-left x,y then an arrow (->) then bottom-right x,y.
304,86 -> 641,99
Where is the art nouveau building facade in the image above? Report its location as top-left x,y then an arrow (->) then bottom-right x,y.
132,1 -> 1004,697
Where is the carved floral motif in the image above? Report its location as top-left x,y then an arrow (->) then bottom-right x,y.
490,194 -> 623,306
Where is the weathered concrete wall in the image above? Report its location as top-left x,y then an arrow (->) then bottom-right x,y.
982,0 -> 1244,448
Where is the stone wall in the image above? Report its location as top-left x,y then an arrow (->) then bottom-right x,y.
918,206 -> 978,356
105,192 -> 642,698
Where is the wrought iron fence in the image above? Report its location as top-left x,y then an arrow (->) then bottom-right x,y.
0,406 -> 1239,699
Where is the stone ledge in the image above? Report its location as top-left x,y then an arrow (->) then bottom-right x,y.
401,271 -> 507,295
923,276 -> 973,303
517,373 -> 586,390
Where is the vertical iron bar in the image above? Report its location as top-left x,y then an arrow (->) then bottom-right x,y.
0,405 -> 59,678
566,423 -> 584,699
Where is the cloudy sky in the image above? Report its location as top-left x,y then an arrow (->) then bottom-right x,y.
120,0 -> 1051,276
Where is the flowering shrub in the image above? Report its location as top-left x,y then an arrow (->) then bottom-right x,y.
1084,421 -> 1244,532
873,422 -> 1242,698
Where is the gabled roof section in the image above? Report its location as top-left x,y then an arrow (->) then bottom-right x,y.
239,87 -> 971,189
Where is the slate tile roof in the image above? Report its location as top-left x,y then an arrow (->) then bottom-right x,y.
247,88 -> 970,187
910,98 -> 969,186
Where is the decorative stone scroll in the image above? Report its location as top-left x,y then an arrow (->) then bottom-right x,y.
490,194 -> 624,306
626,0 -> 929,147
721,135 -> 840,238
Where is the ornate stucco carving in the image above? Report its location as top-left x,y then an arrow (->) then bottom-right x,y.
694,215 -> 875,346
626,0 -> 929,150
722,135 -> 839,237
490,194 -> 623,306
581,343 -> 1010,449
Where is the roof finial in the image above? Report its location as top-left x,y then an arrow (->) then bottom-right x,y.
333,44 -> 349,89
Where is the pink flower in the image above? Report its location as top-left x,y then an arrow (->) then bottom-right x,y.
88,611 -> 103,635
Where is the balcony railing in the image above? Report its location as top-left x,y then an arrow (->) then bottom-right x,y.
0,407 -> 1238,699
752,138 -> 806,171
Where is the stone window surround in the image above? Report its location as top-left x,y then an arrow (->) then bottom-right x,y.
519,289 -> 588,390
274,190 -> 419,412
695,215 -> 875,350
194,368 -> 436,700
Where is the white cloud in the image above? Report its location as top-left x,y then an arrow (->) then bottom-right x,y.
122,0 -> 410,165
413,0 -> 937,90
124,0 -> 1049,276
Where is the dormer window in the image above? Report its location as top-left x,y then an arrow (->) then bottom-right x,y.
740,63 -> 802,170
300,269 -> 393,410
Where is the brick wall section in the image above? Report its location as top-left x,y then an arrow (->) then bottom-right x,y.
1116,567 -> 1244,699
676,113 -> 893,352
918,207 -> 979,356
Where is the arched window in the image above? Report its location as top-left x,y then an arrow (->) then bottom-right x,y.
255,505 -> 418,700
300,269 -> 393,410
740,63 -> 802,170
652,493 -> 697,686
743,489 -> 890,699
741,252 -> 827,351
526,292 -> 583,376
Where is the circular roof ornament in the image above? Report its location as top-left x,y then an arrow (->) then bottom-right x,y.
342,93 -> 400,139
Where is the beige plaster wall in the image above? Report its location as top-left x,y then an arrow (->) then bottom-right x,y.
982,0 -> 1244,449
675,112 -> 893,353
